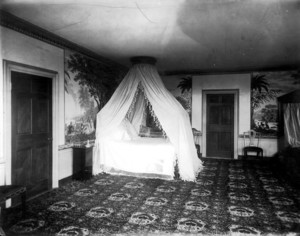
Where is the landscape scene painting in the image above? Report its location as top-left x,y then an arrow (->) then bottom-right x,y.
251,70 -> 300,136
64,50 -> 97,144
64,50 -> 123,144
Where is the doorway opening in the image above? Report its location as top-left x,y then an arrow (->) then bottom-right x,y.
11,71 -> 52,199
202,91 -> 238,159
3,61 -> 59,203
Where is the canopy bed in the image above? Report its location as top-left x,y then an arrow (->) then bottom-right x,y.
93,57 -> 203,181
275,90 -> 300,187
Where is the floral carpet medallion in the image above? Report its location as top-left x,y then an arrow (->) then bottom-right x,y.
228,206 -> 255,217
195,179 -> 214,186
259,176 -> 278,183
256,170 -> 273,175
191,188 -> 212,197
156,185 -> 176,193
228,192 -> 251,201
124,182 -> 144,189
56,226 -> 89,236
86,206 -> 114,218
276,211 -> 300,223
269,196 -> 294,206
74,188 -> 98,197
108,192 -> 131,201
129,212 -> 158,225
145,197 -> 168,206
263,185 -> 285,193
48,201 -> 76,212
177,218 -> 206,233
94,178 -> 114,185
185,201 -> 209,211
3,159 -> 300,235
10,219 -> 45,234
228,174 -> 246,180
228,181 -> 248,189
199,171 -> 216,177
204,167 -> 217,171
229,224 -> 261,235
228,168 -> 244,173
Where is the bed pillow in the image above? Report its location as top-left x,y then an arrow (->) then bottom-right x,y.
139,125 -> 165,138
139,125 -> 151,137
149,129 -> 165,138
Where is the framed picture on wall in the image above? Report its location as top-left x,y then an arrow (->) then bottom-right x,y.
251,70 -> 300,137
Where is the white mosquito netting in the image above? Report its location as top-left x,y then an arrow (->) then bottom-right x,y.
93,58 -> 203,181
283,103 -> 300,147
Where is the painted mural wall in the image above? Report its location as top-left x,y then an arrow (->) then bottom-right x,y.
251,71 -> 300,137
64,50 -> 125,145
64,50 -> 97,145
162,75 -> 192,119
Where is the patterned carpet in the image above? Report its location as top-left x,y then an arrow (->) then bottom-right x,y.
3,159 -> 300,235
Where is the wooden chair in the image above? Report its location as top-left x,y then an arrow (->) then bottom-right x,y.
243,130 -> 263,159
0,185 -> 26,227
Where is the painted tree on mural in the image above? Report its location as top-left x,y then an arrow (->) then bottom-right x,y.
67,53 -> 125,112
64,53 -> 125,143
291,70 -> 300,84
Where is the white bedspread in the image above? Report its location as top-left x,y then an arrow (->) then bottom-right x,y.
98,137 -> 176,179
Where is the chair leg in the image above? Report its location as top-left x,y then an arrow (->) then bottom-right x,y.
21,191 -> 26,218
244,150 -> 248,159
0,203 -> 5,228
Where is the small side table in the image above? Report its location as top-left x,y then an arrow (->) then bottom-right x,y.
0,185 -> 26,227
192,128 -> 202,159
72,146 -> 93,181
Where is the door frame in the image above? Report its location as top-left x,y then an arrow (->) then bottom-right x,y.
202,90 -> 239,159
3,60 -> 59,189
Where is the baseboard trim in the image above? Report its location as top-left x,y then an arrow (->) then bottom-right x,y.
58,176 -> 73,186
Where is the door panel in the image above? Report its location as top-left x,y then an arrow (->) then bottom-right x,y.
206,94 -> 234,158
17,96 -> 32,134
11,71 -> 52,200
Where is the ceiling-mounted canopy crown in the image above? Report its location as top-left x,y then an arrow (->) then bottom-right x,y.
130,56 -> 157,65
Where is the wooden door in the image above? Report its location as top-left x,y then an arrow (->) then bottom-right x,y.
206,94 -> 234,158
11,71 -> 52,199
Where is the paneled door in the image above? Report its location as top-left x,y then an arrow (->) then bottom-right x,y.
206,94 -> 234,158
11,71 -> 52,199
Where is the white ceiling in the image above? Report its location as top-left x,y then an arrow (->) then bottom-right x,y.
1,0 -> 300,73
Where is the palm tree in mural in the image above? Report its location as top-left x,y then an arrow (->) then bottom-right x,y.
176,76 -> 192,118
251,74 -> 269,93
251,73 -> 280,131
177,76 -> 192,93
291,70 -> 300,84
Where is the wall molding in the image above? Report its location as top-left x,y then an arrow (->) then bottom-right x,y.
163,65 -> 299,76
0,10 -> 127,72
